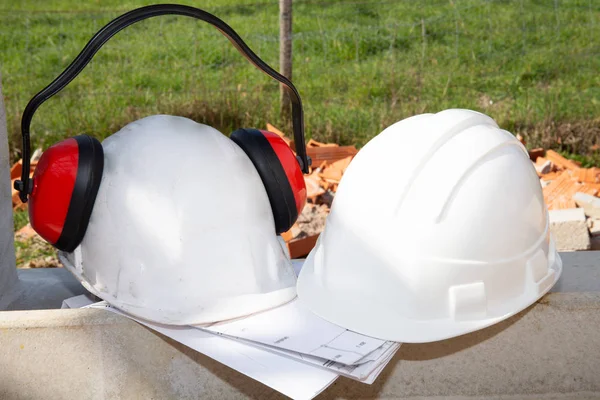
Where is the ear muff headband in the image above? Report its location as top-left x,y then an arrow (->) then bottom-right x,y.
15,3 -> 311,202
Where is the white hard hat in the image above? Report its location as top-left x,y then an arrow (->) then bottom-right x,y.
59,115 -> 297,325
297,109 -> 562,343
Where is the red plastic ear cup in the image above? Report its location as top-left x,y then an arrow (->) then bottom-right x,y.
29,135 -> 104,252
260,130 -> 307,216
230,128 -> 306,234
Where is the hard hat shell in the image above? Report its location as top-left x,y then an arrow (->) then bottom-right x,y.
59,115 -> 297,325
297,109 -> 562,343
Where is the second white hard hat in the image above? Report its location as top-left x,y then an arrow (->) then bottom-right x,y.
297,109 -> 562,343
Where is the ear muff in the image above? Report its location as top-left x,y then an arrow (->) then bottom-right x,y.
28,135 -> 104,252
231,128 -> 306,234
16,5 -> 311,251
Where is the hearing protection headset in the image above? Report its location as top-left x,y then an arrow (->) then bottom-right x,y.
14,4 -> 311,253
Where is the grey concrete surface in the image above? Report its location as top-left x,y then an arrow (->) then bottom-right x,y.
0,268 -> 90,310
552,251 -> 600,292
0,75 -> 18,299
1,292 -> 600,400
0,308 -> 282,400
321,292 -> 600,400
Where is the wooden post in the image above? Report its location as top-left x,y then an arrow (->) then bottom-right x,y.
279,0 -> 293,118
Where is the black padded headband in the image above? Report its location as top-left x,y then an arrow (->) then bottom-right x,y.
16,3 -> 310,202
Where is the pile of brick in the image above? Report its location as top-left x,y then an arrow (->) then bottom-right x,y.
267,123 -> 358,258
283,140 -> 600,256
278,133 -> 600,256
529,147 -> 600,251
10,137 -> 599,257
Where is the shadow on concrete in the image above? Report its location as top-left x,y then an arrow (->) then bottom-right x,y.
316,303 -> 534,399
149,328 -> 288,400
399,302 -> 530,361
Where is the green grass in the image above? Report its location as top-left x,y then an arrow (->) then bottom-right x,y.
13,209 -> 28,232
14,236 -> 61,268
12,209 -> 60,268
561,150 -> 600,168
1,0 -> 599,161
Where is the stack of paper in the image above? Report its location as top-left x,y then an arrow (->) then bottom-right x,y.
199,298 -> 400,384
61,259 -> 401,400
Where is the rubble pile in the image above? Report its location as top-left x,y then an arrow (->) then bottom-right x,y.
10,133 -> 600,265
529,147 -> 600,250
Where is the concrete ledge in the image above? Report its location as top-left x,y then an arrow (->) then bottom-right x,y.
2,292 -> 600,399
1,252 -> 600,399
0,307 -> 286,400
552,251 -> 600,292
334,292 -> 600,400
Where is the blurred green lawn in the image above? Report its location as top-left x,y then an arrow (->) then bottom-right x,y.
1,0 -> 599,161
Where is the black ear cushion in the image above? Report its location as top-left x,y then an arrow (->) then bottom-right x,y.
54,135 -> 104,252
231,128 -> 297,234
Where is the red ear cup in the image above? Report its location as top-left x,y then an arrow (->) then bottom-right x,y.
230,128 -> 306,234
259,130 -> 307,216
29,135 -> 104,252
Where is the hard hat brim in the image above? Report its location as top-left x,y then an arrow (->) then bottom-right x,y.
297,246 -> 563,344
59,250 -> 297,325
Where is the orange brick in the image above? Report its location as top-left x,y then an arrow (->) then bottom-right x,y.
541,171 -> 560,181
545,150 -> 580,170
543,171 -> 576,208
529,148 -> 545,161
266,123 -> 294,150
573,168 -> 600,184
319,156 -> 353,182
307,146 -> 358,165
330,156 -> 352,171
307,139 -> 339,148
12,188 -> 20,206
286,234 -> 319,259
544,169 -> 600,209
266,123 -> 285,138
281,223 -> 301,242
319,169 -> 342,182
304,175 -> 325,200
578,184 -> 600,196
10,160 -> 22,180
552,197 -> 577,210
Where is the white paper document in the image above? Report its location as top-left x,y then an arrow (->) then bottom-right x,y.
61,293 -> 98,309
200,298 -> 389,366
234,336 -> 401,383
66,296 -> 338,400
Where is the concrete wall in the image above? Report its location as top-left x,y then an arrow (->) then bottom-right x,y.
1,292 -> 600,400
1,252 -> 600,399
0,74 -> 18,302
